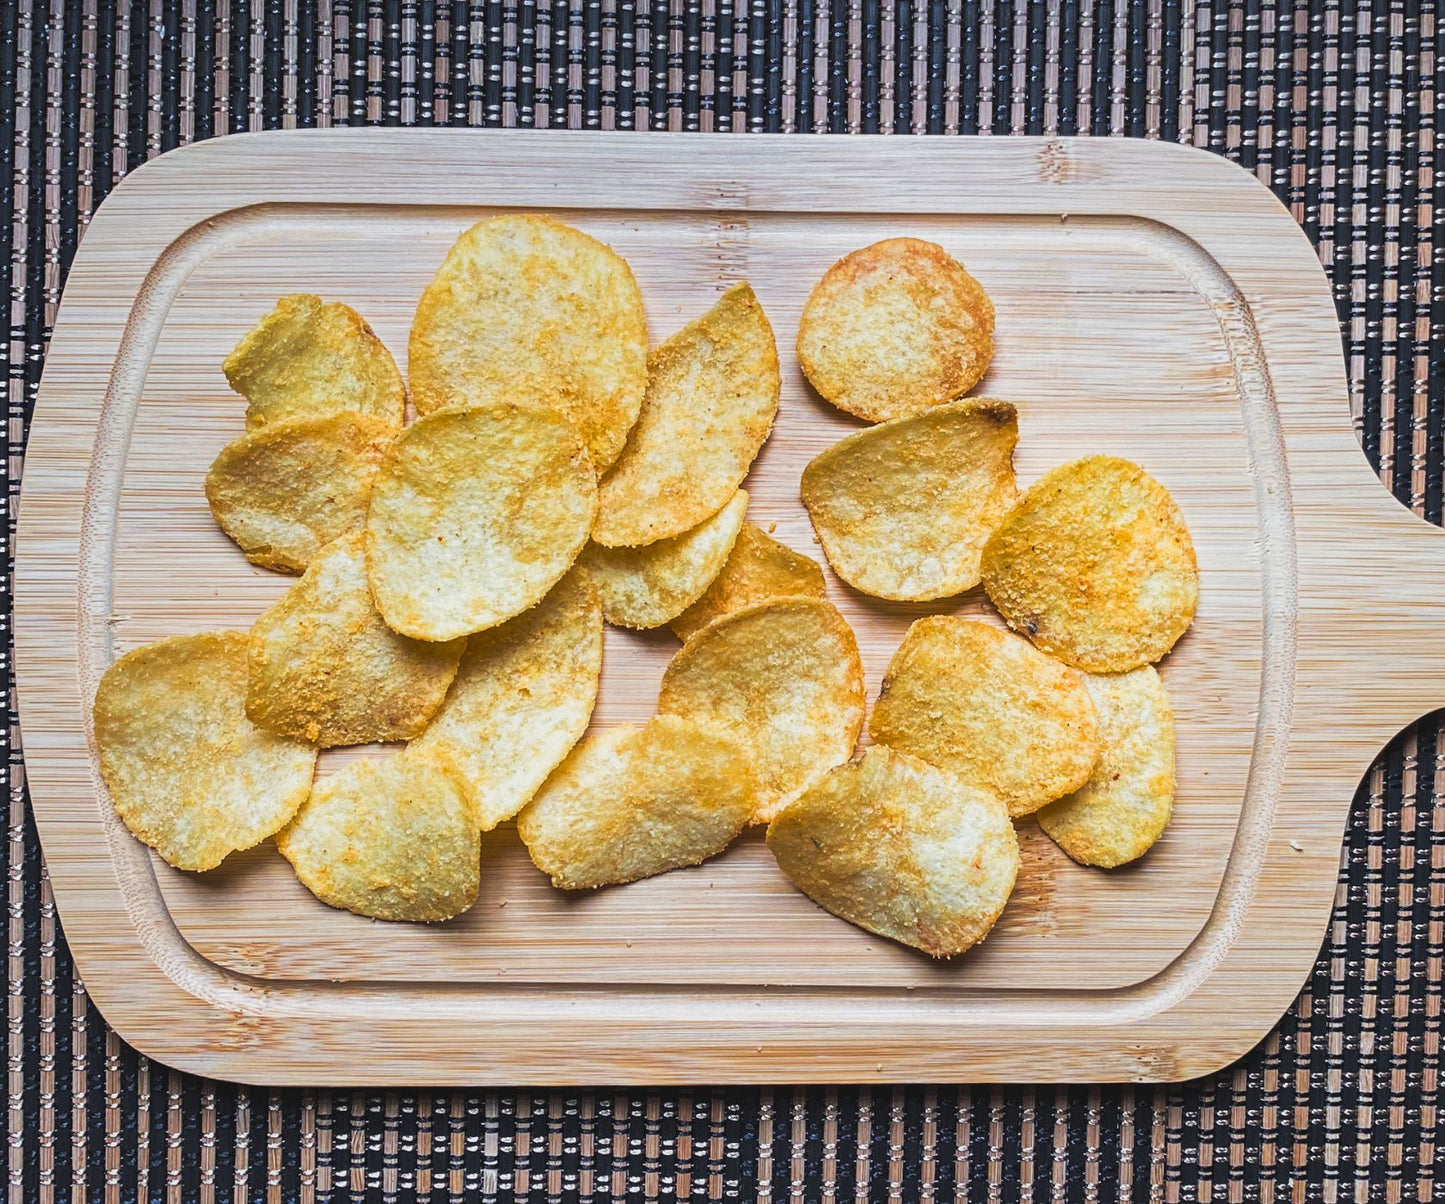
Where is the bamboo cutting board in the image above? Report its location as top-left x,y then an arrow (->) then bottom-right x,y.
15,131 -> 1442,1085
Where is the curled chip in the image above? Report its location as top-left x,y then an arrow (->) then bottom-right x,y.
980,456 -> 1199,672
869,617 -> 1100,817
796,238 -> 995,423
593,283 -> 780,547
277,746 -> 479,921
248,533 -> 465,747
412,572 -> 603,831
408,214 -> 648,472
517,714 -> 753,890
1038,666 -> 1176,868
92,632 -> 317,872
205,412 -> 396,574
800,399 -> 1018,600
670,521 -> 827,642
657,597 -> 865,824
223,294 -> 405,431
767,745 -> 1019,958
576,491 -> 748,629
365,403 -> 598,641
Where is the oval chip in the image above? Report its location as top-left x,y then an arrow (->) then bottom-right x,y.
669,521 -> 827,642
92,632 -> 317,872
767,745 -> 1019,958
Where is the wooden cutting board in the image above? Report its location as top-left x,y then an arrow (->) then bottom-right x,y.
15,131 -> 1442,1086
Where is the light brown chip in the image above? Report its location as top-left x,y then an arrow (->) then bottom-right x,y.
796,238 -> 995,423
869,617 -> 1100,817
223,294 -> 406,431
412,572 -> 603,831
800,399 -> 1018,600
365,403 -> 598,641
408,214 -> 648,472
980,456 -> 1200,672
670,521 -> 827,642
517,714 -> 753,890
92,632 -> 317,872
767,745 -> 1019,958
593,283 -> 780,547
1037,666 -> 1176,868
657,597 -> 865,824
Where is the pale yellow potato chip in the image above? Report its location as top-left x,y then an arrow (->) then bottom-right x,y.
408,214 -> 648,471
980,456 -> 1199,672
869,617 -> 1100,817
670,521 -> 827,642
517,714 -> 753,890
1037,666 -> 1176,868
800,399 -> 1018,600
593,283 -> 780,547
205,412 -> 396,574
365,403 -> 598,641
576,491 -> 748,629
412,572 -> 603,831
657,597 -> 865,824
223,294 -> 406,431
767,745 -> 1019,958
92,632 -> 317,872
796,238 -> 995,423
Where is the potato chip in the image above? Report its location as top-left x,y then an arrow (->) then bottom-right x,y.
517,714 -> 753,890
800,399 -> 1018,600
796,238 -> 995,423
412,571 -> 603,831
408,214 -> 648,471
277,746 -> 479,921
670,521 -> 827,642
1038,666 -> 1176,868
223,294 -> 406,431
980,456 -> 1199,672
869,617 -> 1100,817
365,403 -> 598,641
593,283 -> 780,547
92,632 -> 317,872
205,412 -> 396,574
767,745 -> 1019,958
657,597 -> 865,824
576,491 -> 748,629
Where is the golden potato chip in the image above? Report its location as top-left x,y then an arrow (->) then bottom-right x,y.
223,294 -> 405,431
796,238 -> 995,422
277,746 -> 479,921
869,617 -> 1100,817
593,283 -> 780,547
670,521 -> 827,642
92,632 -> 317,872
657,597 -> 865,824
412,571 -> 603,831
980,456 -> 1199,672
800,399 -> 1018,600
408,214 -> 648,471
205,412 -> 396,574
576,491 -> 748,629
767,745 -> 1019,958
1038,666 -> 1176,868
365,403 -> 598,641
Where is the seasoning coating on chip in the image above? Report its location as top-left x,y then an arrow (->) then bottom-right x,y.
670,521 -> 827,642
980,456 -> 1199,672
800,399 -> 1018,600
767,745 -> 1019,958
92,631 -> 317,872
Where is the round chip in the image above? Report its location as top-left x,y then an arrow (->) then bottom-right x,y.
796,238 -> 995,422
869,617 -> 1100,817
980,456 -> 1200,672
670,521 -> 827,642
408,214 -> 648,472
767,745 -> 1019,958
517,714 -> 754,890
365,403 -> 598,641
800,399 -> 1019,601
657,597 -> 865,824
593,283 -> 780,547
92,632 -> 317,872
